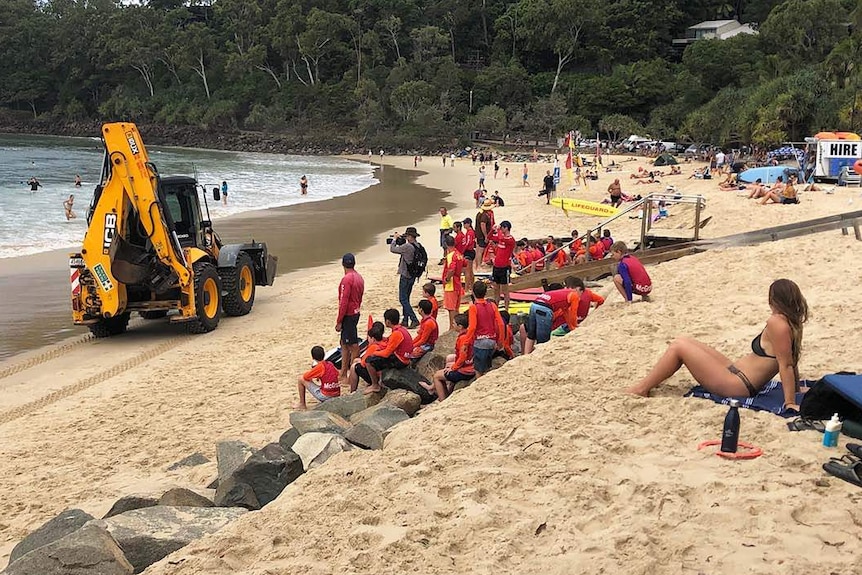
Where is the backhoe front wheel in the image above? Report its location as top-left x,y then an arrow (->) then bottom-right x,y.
187,262 -> 221,334
221,252 -> 255,316
89,312 -> 131,338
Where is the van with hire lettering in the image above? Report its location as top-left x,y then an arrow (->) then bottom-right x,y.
804,135 -> 862,181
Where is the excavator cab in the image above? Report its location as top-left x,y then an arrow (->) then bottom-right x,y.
70,122 -> 277,338
160,177 -> 208,249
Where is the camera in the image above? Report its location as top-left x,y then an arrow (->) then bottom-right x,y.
386,233 -> 405,246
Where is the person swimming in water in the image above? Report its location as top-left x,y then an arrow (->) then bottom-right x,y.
74,174 -> 82,187
627,279 -> 808,412
300,175 -> 308,195
63,194 -> 77,220
27,177 -> 41,191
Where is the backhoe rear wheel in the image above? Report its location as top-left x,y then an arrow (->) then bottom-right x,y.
89,312 -> 131,338
187,262 -> 221,334
221,252 -> 255,317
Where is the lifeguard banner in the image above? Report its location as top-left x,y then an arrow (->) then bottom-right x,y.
550,197 -> 619,217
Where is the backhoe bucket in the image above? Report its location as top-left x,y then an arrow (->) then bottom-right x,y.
109,235 -> 151,285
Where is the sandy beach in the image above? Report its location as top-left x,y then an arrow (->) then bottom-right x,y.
1,154 -> 862,573
0,164 -> 450,360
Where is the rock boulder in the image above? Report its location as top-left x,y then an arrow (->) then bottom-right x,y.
166,452 -> 209,471
314,390 -> 384,419
381,388 -> 421,416
212,476 -> 259,510
8,508 -> 94,566
380,368 -> 435,404
414,329 -> 457,379
5,523 -> 133,575
215,440 -> 255,484
345,405 -> 410,450
103,496 -> 159,519
289,410 -> 351,436
291,433 -> 355,470
214,443 -> 303,509
157,488 -> 214,508
97,506 -> 246,573
278,427 -> 300,451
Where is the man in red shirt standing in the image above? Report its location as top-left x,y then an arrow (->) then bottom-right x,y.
487,220 -> 516,311
336,253 -> 365,381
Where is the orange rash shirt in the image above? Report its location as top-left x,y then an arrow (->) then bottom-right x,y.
553,249 -> 568,268
360,342 -> 383,367
450,332 -> 475,373
426,296 -> 440,319
301,360 -> 340,397
412,316 -> 439,347
369,326 -> 411,363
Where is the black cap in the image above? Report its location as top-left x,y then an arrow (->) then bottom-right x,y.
405,226 -> 420,237
342,253 -> 356,268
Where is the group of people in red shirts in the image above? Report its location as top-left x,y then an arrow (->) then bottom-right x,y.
294,200 -> 654,408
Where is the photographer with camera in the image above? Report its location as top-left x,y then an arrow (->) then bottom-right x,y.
389,226 -> 424,329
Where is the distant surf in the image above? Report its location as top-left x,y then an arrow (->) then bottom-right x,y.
0,133 -> 376,258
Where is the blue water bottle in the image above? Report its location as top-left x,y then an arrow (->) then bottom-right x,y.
823,414 -> 842,448
720,399 -> 741,453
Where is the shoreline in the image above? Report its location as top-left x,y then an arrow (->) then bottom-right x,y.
0,163 -> 452,362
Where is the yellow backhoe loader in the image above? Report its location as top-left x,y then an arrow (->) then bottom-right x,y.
69,122 -> 277,337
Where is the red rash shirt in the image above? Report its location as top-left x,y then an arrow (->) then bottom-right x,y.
489,230 -> 516,267
337,269 -> 364,323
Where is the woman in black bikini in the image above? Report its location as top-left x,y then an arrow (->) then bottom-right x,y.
628,279 -> 808,411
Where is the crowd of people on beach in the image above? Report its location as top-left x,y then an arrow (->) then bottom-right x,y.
296,150 -> 816,441
295,162 -> 659,409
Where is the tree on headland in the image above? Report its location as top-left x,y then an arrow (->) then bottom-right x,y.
0,0 -> 858,149
600,114 -> 645,144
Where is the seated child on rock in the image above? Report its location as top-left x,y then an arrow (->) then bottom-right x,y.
295,345 -> 341,410
420,313 -> 474,401
349,321 -> 386,392
363,309 -> 413,394
406,299 -> 439,362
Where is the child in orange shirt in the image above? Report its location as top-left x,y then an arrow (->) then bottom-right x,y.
422,282 -> 440,319
422,313 -> 474,401
406,299 -> 439,361
295,345 -> 340,410
349,321 -> 386,392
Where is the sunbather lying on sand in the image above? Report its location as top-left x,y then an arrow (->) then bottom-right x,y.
634,172 -> 660,185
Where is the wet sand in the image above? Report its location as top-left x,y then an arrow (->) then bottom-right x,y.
0,165 -> 451,361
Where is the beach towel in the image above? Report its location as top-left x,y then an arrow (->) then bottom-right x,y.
685,379 -> 811,418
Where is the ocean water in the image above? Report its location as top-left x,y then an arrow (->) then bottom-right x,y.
0,133 -> 376,258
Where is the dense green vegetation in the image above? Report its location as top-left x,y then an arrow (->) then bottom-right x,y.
0,0 -> 860,147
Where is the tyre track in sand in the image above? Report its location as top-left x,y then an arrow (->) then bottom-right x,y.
0,316 -> 160,381
0,332 -> 188,426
